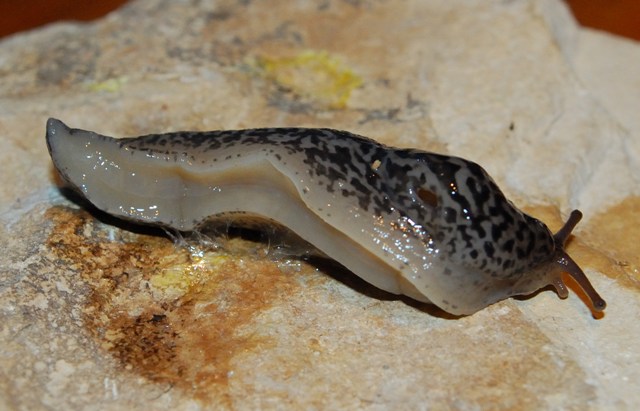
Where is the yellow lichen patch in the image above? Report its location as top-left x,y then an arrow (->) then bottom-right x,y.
150,252 -> 231,297
87,76 -> 128,92
257,50 -> 362,109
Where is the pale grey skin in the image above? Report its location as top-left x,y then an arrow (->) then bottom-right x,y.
46,118 -> 606,316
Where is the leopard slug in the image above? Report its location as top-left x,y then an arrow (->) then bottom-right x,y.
45,118 -> 606,316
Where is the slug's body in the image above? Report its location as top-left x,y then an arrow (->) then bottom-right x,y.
45,118 -> 606,315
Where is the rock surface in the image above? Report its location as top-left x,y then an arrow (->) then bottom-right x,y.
1,0 -> 639,409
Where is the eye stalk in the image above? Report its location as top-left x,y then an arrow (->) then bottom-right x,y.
553,210 -> 606,312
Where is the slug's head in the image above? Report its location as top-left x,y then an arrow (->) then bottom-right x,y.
380,150 -> 606,314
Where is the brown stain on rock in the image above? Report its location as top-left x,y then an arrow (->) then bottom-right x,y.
581,196 -> 640,288
45,206 -> 301,402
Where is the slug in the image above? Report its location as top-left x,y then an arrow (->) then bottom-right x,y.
45,118 -> 606,316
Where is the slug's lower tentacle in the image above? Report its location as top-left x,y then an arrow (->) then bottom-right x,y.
552,276 -> 569,299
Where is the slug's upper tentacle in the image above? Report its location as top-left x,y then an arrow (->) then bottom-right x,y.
45,118 -> 607,316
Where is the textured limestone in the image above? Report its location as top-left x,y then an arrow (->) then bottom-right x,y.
0,0 -> 639,410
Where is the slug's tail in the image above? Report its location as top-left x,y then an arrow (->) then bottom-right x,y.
552,210 -> 606,312
46,118 -> 69,156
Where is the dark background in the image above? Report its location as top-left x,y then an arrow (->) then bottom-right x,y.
0,0 -> 638,41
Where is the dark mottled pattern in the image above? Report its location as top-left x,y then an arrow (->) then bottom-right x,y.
384,149 -> 555,279
115,127 -> 555,282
